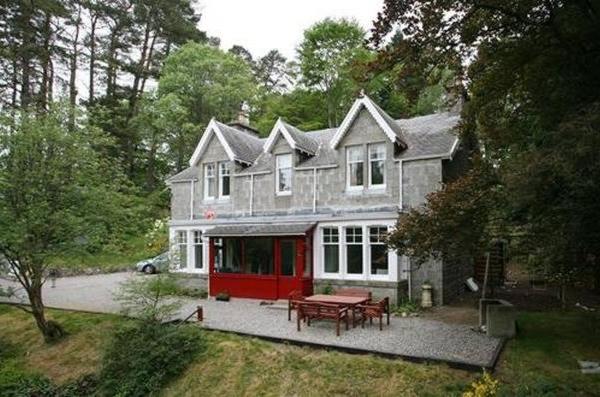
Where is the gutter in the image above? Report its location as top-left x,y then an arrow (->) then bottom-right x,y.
189,179 -> 195,220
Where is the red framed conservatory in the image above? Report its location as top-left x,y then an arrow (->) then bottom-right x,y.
205,223 -> 315,300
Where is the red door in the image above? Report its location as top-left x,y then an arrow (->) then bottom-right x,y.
276,236 -> 313,299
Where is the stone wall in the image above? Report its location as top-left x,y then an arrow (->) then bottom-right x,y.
313,279 -> 408,306
402,159 -> 442,209
409,258 -> 444,305
170,182 -> 191,220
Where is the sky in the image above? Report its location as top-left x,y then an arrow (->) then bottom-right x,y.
196,0 -> 385,59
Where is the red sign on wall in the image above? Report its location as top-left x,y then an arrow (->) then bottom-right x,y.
203,209 -> 216,220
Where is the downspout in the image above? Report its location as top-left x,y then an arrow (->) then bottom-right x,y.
398,160 -> 403,210
407,258 -> 412,302
189,180 -> 194,220
312,168 -> 317,213
249,174 -> 254,216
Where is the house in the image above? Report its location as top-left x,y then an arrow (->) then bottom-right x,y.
166,94 -> 470,305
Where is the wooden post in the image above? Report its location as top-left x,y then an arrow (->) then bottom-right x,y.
196,305 -> 203,322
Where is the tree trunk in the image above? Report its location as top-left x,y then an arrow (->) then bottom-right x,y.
88,14 -> 97,102
139,33 -> 157,95
128,19 -> 153,118
39,12 -> 52,111
26,276 -> 65,342
106,30 -> 119,99
69,2 -> 82,110
18,1 -> 33,109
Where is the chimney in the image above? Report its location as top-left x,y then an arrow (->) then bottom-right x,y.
237,101 -> 250,126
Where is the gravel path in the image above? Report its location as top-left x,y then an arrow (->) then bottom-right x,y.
0,272 -> 502,369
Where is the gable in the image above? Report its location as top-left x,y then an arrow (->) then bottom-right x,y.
337,108 -> 388,147
189,119 -> 236,166
330,95 -> 407,149
272,134 -> 292,154
201,133 -> 230,163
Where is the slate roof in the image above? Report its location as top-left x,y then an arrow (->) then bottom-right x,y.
169,105 -> 460,182
166,166 -> 199,183
204,222 -> 316,237
280,121 -> 319,155
214,121 -> 264,165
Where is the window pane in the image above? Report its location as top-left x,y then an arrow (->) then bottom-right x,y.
194,244 -> 203,269
369,144 -> 385,160
369,227 -> 387,243
221,175 -> 230,196
346,227 -> 363,243
349,163 -> 363,186
371,245 -> 388,275
323,227 -> 338,243
281,240 -> 296,276
179,244 -> 187,269
278,168 -> 291,192
277,153 -> 292,168
347,245 -> 363,274
304,237 -> 312,277
347,146 -> 363,161
371,160 -> 384,185
244,238 -> 274,275
324,245 -> 339,273
216,238 -> 241,273
219,162 -> 230,197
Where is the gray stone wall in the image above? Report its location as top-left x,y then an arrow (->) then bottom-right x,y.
313,279 -> 408,306
170,110 -> 447,220
402,158 -> 442,209
410,258 -> 444,305
170,182 -> 191,220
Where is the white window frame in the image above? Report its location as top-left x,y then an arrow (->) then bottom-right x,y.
368,143 -> 386,189
193,230 -> 204,269
176,230 -> 188,270
344,226 -> 365,278
368,226 -> 390,280
170,228 -> 209,274
314,220 -> 398,282
276,153 -> 292,196
322,227 -> 340,275
346,145 -> 364,191
204,163 -> 216,200
218,161 -> 231,199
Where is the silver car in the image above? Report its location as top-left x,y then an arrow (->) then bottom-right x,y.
135,252 -> 169,274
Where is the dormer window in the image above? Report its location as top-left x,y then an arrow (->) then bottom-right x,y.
219,162 -> 230,198
368,143 -> 386,188
204,163 -> 216,199
276,153 -> 292,195
346,145 -> 364,189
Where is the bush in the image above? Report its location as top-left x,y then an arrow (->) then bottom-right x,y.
97,321 -> 205,396
320,283 -> 334,295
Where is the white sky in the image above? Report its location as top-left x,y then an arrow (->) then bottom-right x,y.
197,0 -> 384,59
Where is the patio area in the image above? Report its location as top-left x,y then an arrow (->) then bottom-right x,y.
177,298 -> 504,370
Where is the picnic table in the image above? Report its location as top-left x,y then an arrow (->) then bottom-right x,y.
305,294 -> 369,327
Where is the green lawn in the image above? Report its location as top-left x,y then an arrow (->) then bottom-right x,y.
1,304 -> 599,396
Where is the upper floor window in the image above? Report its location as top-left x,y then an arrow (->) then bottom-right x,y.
276,153 -> 292,195
219,162 -> 230,198
368,143 -> 386,187
204,164 -> 216,199
346,145 -> 364,189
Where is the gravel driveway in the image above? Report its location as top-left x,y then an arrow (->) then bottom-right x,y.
0,272 -> 503,369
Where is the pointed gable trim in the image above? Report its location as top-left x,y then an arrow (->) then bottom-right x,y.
263,118 -> 317,156
189,118 -> 242,167
330,95 -> 407,149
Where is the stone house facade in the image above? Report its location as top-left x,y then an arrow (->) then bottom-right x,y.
167,95 -> 469,305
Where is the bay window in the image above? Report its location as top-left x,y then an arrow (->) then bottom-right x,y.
204,163 -> 216,199
346,145 -> 364,188
276,154 -> 292,194
322,227 -> 339,273
219,162 -> 230,198
345,227 -> 363,274
176,231 -> 188,269
369,227 -> 388,275
368,143 -> 386,187
193,231 -> 203,269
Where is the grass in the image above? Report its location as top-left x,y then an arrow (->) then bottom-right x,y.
0,304 -> 599,396
47,234 -> 162,274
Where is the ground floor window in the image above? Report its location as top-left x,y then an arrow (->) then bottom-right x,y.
176,231 -> 188,269
322,227 -> 339,273
345,227 -> 363,274
193,231 -> 203,269
369,227 -> 388,275
215,237 -> 274,275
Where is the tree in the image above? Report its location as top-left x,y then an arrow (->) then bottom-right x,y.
298,18 -> 367,127
0,105 -> 135,341
373,1 -> 600,291
158,42 -> 256,144
254,49 -> 294,94
115,274 -> 182,323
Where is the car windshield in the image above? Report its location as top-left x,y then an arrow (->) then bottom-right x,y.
155,252 -> 168,260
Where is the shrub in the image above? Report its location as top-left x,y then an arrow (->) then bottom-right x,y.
215,291 -> 230,301
115,274 -> 182,322
97,321 -> 205,396
463,372 -> 499,397
173,286 -> 208,299
321,283 -> 334,295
